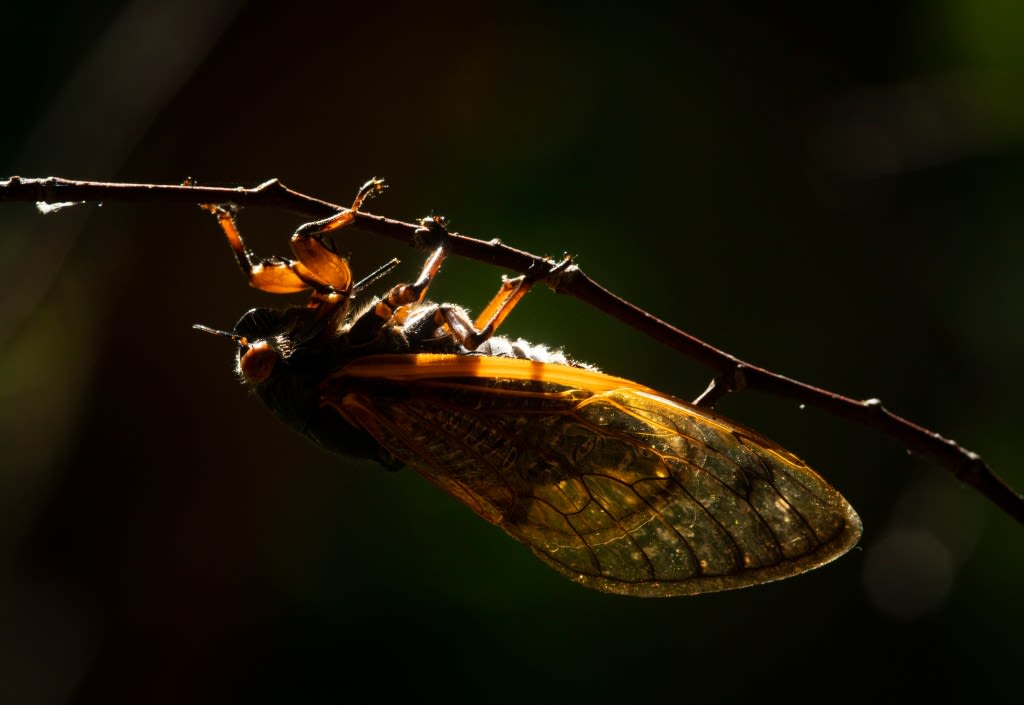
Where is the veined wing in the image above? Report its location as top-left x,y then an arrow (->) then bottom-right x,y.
326,354 -> 862,597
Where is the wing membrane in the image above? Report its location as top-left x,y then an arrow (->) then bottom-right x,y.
328,354 -> 862,597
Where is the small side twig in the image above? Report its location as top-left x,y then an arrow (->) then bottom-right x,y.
2,175 -> 1021,525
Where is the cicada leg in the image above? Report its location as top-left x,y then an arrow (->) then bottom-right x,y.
203,178 -> 385,297
470,275 -> 532,333
444,253 -> 573,349
364,215 -> 452,327
288,178 -> 386,293
429,275 -> 529,350
691,366 -> 750,409
202,204 -> 313,294
350,213 -> 528,350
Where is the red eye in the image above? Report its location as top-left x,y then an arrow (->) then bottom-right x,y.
239,341 -> 277,384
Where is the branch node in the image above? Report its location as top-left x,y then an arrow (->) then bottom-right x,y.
253,178 -> 282,192
862,397 -> 887,414
42,176 -> 58,203
541,255 -> 577,293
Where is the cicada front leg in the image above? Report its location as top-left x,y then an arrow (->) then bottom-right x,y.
202,203 -> 314,294
204,177 -> 386,297
287,178 -> 387,294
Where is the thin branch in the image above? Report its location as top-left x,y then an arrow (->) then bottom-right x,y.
3,175 -> 1021,525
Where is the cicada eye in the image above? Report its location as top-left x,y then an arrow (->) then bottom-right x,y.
239,340 -> 277,384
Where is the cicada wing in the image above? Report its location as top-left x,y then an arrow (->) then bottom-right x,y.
330,358 -> 861,597
526,387 -> 863,596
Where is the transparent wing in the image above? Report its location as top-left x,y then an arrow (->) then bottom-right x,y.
331,357 -> 862,597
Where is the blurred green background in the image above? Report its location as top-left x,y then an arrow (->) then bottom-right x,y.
2,2 -> 1022,703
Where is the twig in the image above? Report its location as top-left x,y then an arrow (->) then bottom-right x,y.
3,175 -> 1021,525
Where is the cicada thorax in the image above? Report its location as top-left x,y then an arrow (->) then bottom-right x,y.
231,292 -> 583,467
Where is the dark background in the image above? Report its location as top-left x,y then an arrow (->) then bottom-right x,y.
2,2 -> 1022,703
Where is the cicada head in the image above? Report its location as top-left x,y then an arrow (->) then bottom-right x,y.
230,306 -> 385,461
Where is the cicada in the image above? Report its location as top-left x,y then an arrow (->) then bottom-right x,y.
197,180 -> 862,597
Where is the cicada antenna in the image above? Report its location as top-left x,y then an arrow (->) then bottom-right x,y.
192,323 -> 249,347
